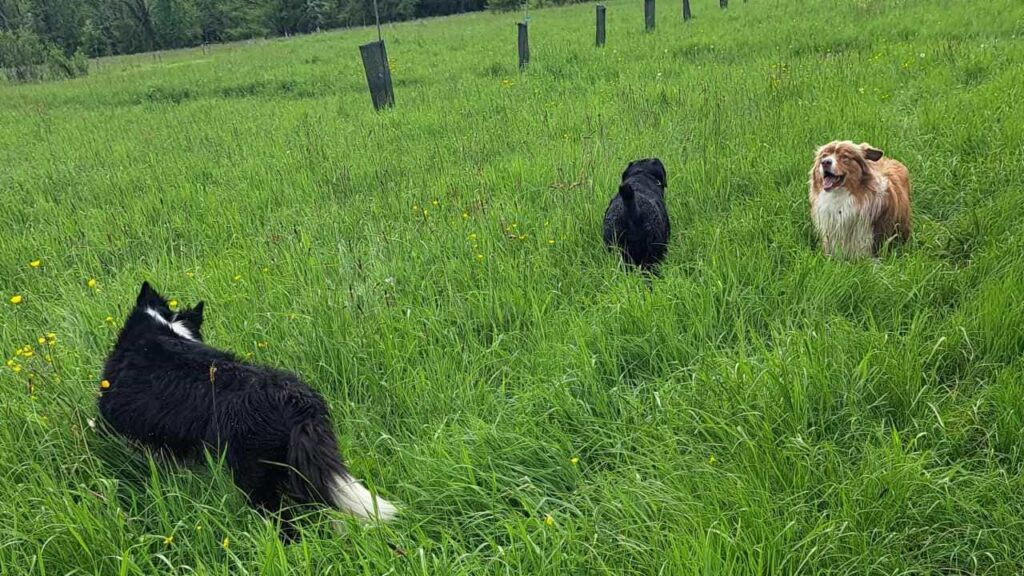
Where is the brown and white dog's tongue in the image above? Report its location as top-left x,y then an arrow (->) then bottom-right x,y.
823,174 -> 840,191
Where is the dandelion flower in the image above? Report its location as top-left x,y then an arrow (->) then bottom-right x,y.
87,279 -> 97,289
21,346 -> 33,357
29,260 -> 41,268
544,514 -> 555,526
570,456 -> 579,466
163,535 -> 174,546
10,295 -> 23,305
100,379 -> 111,390
168,300 -> 178,311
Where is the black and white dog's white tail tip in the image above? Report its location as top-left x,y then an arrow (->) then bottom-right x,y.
330,473 -> 398,521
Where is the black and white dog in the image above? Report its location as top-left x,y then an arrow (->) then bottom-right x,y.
98,282 -> 396,534
602,158 -> 670,271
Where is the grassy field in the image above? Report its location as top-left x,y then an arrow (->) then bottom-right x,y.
3,0 -> 1024,573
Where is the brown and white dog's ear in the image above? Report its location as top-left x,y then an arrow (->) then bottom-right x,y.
859,143 -> 884,161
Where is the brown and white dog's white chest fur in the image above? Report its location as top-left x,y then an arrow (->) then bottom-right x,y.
808,141 -> 912,259
810,178 -> 889,259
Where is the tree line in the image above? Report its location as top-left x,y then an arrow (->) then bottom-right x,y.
1,0 -> 587,82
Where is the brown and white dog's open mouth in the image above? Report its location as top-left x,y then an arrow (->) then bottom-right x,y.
822,167 -> 845,191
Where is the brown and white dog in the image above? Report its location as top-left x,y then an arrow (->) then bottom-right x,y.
808,141 -> 911,259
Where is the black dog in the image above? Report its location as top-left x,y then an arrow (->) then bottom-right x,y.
98,282 -> 396,535
602,158 -> 670,270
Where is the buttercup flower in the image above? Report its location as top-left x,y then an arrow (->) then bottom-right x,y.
570,456 -> 579,465
233,275 -> 242,282
29,260 -> 41,268
87,279 -> 97,289
100,379 -> 111,390
45,333 -> 56,344
544,514 -> 555,526
168,300 -> 178,311
37,337 -> 46,345
163,535 -> 173,546
222,536 -> 230,549
10,295 -> 23,305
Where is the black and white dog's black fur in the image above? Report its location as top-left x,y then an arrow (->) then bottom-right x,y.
99,282 -> 396,534
602,158 -> 670,271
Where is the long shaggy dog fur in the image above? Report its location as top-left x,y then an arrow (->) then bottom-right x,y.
602,158 -> 671,270
809,140 -> 912,259
98,282 -> 396,535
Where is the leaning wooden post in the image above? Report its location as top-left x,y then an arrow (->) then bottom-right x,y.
596,5 -> 606,46
645,0 -> 655,31
682,0 -> 691,21
518,21 -> 529,69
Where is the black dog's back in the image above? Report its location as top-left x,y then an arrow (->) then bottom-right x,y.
99,283 -> 396,536
602,158 -> 670,270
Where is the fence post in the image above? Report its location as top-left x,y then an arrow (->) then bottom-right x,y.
720,0 -> 727,8
645,0 -> 655,31
359,40 -> 394,110
596,5 -> 606,46
683,0 -> 691,20
518,21 -> 529,69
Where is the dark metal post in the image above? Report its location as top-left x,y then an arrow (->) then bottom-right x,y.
720,0 -> 727,8
645,0 -> 655,31
518,22 -> 529,69
596,5 -> 606,46
683,0 -> 691,21
359,40 -> 394,110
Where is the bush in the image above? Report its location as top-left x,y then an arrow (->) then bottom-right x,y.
0,29 -> 90,83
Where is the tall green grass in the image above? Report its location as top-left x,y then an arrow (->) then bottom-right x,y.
2,0 -> 1024,573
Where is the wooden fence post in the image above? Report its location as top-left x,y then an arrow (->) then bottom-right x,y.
596,5 -> 606,46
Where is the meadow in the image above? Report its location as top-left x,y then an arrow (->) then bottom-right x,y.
2,0 -> 1024,573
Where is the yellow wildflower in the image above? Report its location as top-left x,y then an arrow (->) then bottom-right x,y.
222,536 -> 230,549
233,275 -> 242,282
544,514 -> 554,526
570,456 -> 579,466
163,535 -> 173,546
469,233 -> 477,241
10,295 -> 23,305
29,260 -> 41,268
5,359 -> 14,367
475,254 -> 484,261
37,337 -> 46,345
12,365 -> 21,373
45,333 -> 56,344
708,454 -> 716,465
21,346 -> 33,357
548,239 -> 555,245
168,300 -> 178,311
100,379 -> 111,390
462,212 -> 469,220
257,341 -> 268,349
87,278 -> 97,289
432,199 -> 439,206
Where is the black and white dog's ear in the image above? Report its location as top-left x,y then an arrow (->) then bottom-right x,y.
137,281 -> 162,307
180,301 -> 205,327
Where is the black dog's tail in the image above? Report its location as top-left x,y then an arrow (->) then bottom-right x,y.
286,420 -> 397,521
